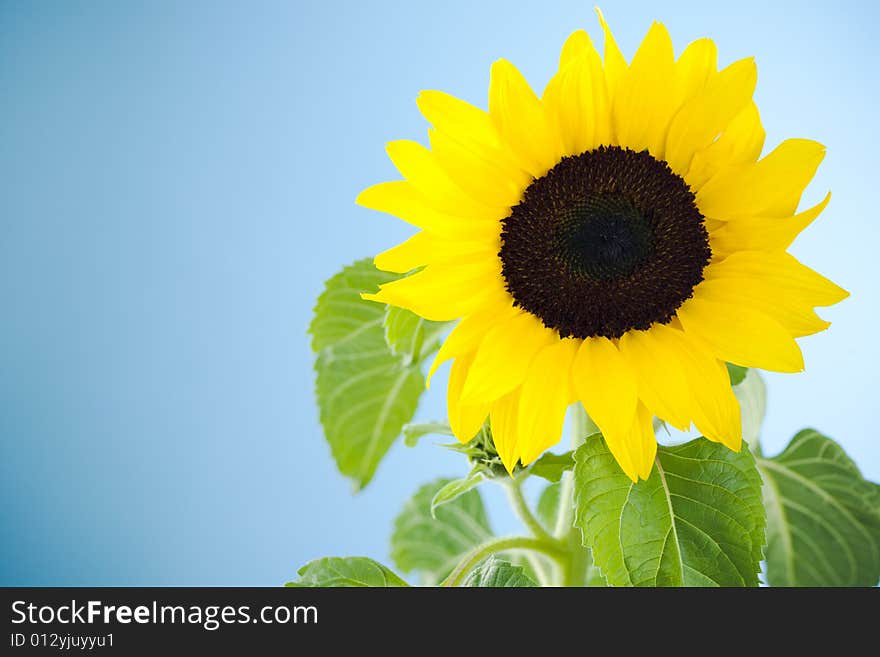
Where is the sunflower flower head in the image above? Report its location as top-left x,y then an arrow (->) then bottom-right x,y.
358,9 -> 848,482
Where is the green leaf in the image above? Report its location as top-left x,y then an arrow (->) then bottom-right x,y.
391,478 -> 493,585
310,259 -> 427,490
529,451 -> 574,483
733,368 -> 767,451
383,306 -> 448,365
758,429 -> 880,586
286,557 -> 409,587
461,556 -> 536,587
430,470 -> 487,517
402,420 -> 454,448
726,363 -> 748,386
574,436 -> 766,587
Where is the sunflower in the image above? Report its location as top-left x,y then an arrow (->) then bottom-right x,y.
358,10 -> 848,481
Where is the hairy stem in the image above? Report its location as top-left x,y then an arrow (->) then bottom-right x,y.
562,531 -> 591,587
505,477 -> 553,542
555,404 -> 597,585
440,536 -> 568,587
523,552 -> 552,586
554,405 -> 595,539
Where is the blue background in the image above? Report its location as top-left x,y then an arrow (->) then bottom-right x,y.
1,0 -> 877,585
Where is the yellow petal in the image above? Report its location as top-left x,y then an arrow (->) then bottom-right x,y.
490,389 -> 522,474
633,402 -> 658,481
694,277 -> 831,338
665,57 -> 757,176
595,8 -> 628,101
697,139 -> 825,220
709,192 -> 831,257
672,38 -> 718,104
705,218 -> 725,234
428,128 -> 529,209
517,338 -> 580,465
687,101 -> 765,190
462,311 -> 556,403
447,351 -> 490,444
426,298 -> 518,386
706,250 -> 849,307
543,34 -> 610,156
356,181 -> 501,240
385,140 -> 505,218
374,230 -> 496,274
699,249 -> 847,337
559,29 -> 592,67
597,402 -> 656,483
418,91 -> 530,200
612,22 -> 676,157
362,259 -> 507,322
489,59 -> 562,177
651,324 -> 742,450
619,328 -> 691,431
571,336 -> 638,446
676,294 -> 805,373
374,233 -> 430,273
417,91 -> 527,180
416,90 -> 503,153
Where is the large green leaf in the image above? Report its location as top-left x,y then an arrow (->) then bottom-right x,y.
310,259 -> 429,489
574,435 -> 765,587
391,478 -> 493,584
461,556 -> 536,587
383,306 -> 447,365
286,557 -> 409,587
758,429 -> 880,586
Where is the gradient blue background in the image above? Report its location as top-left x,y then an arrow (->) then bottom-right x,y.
1,0 -> 877,585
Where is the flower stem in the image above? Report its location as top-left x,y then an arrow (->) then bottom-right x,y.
523,551 -> 552,586
440,536 -> 567,587
554,472 -> 575,542
505,477 -> 553,542
562,531 -> 591,587
553,404 -> 598,586
554,404 -> 594,539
